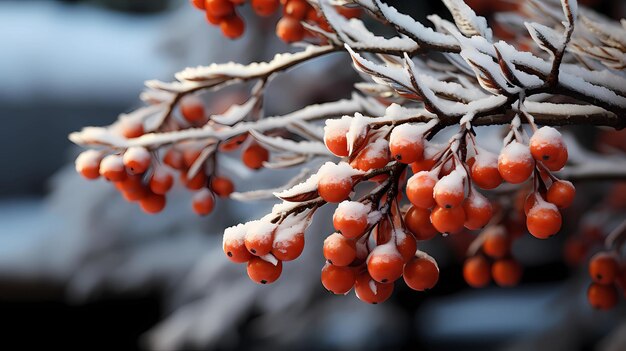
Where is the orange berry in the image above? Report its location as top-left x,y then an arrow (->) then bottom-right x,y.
354,271 -> 394,304
244,221 -> 275,256
191,189 -> 215,215
526,201 -> 561,239
411,158 -> 436,173
220,13 -> 245,39
271,231 -> 305,261
228,0 -> 245,4
163,148 -> 185,170
588,252 -> 619,285
498,141 -> 534,184
211,176 -> 235,197
587,283 -> 618,310
406,171 -> 437,209
470,153 -> 502,189
123,146 -> 151,175
242,143 -> 269,170
75,150 -> 102,180
389,124 -> 424,164
463,191 -> 493,230
323,118 -> 350,157
205,11 -> 221,25
284,0 -> 308,19
367,244 -> 404,283
318,174 -> 353,203
252,0 -> 279,16
336,5 -> 362,18
403,254 -> 439,291
323,233 -> 357,266
395,230 -> 418,262
99,154 -> 127,182
543,147 -> 568,171
117,175 -> 149,202
223,225 -> 252,263
321,263 -> 356,294
482,227 -> 510,259
404,206 -> 437,241
463,256 -> 491,288
139,192 -> 166,214
181,170 -> 207,190
182,146 -> 202,169
563,238 -> 587,266
205,0 -> 234,17
430,205 -> 466,235
433,170 -> 465,209
276,16 -> 305,43
547,180 -> 575,209
332,201 -> 369,238
149,168 -> 174,195
529,126 -> 566,165
220,133 -> 248,152
180,97 -> 205,123
247,257 -> 282,284
492,259 -> 522,287
120,120 -> 144,139
354,139 -> 391,174
191,0 -> 206,10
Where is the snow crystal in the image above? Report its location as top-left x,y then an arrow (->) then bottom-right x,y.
474,149 -> 498,168
467,190 -> 490,209
390,124 -> 426,148
500,141 -> 532,163
246,220 -> 276,242
361,138 -> 389,160
369,279 -> 378,295
99,154 -> 124,172
123,146 -> 151,164
434,169 -> 465,196
336,201 -> 369,220
414,250 -> 438,269
259,253 -> 279,266
223,223 -> 248,248
324,115 -> 352,136
530,126 -> 564,147
524,22 -> 565,56
273,221 -> 306,245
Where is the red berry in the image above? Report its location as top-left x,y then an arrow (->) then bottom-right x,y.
318,174 -> 353,203
406,171 -> 437,209
433,170 -> 465,209
191,189 -> 215,216
389,124 -> 424,164
271,231 -> 305,261
149,168 -> 174,195
588,252 -> 619,285
139,192 -> 166,214
526,201 -> 561,239
75,150 -> 102,180
470,152 -> 502,189
252,0 -> 279,16
205,0 -> 234,17
498,141 -> 534,184
123,146 -> 151,175
220,13 -> 245,39
463,256 -> 491,288
492,258 -> 522,287
323,233 -> 356,266
482,227 -> 510,259
463,191 -> 493,230
247,257 -> 282,284
276,16 -> 304,43
587,283 -> 618,310
404,206 -> 438,240
547,180 -> 575,209
223,224 -> 252,263
403,254 -> 439,291
321,263 -> 356,294
332,201 -> 369,238
430,205 -> 466,235
211,176 -> 235,197
354,271 -> 394,304
242,143 -> 269,170
367,244 -> 404,283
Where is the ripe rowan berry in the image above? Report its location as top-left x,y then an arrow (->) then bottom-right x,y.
433,170 -> 465,209
482,227 -> 510,259
191,0 -> 206,10
272,231 -> 305,261
529,127 -> 566,165
395,230 -> 418,262
75,150 -> 102,180
180,97 -> 205,123
546,180 -> 575,209
587,283 -> 618,310
220,133 -> 248,152
250,0 -> 279,16
276,16 -> 305,43
181,170 -> 207,190
543,147 -> 568,171
332,201 -> 369,238
406,171 -> 437,209
526,201 -> 561,239
588,252 -> 619,285
244,221 -> 276,256
411,158 -> 436,174
223,224 -> 252,263
354,139 -> 391,175
123,146 -> 151,175
211,176 -> 235,197
367,244 -> 404,283
118,175 -> 149,202
323,118 -> 350,157
563,238 -> 587,266
336,5 -> 362,18
205,0 -> 235,17
389,124 -> 424,164
430,205 -> 466,235
463,256 -> 491,288
354,271 -> 394,304
220,14 -> 245,39
470,153 -> 502,189
242,143 -> 269,170
492,258 -> 522,287
403,254 -> 439,291
404,206 -> 438,240
99,154 -> 127,182
247,257 -> 282,284
321,263 -> 356,294
284,0 -> 308,20
191,188 -> 215,216
139,192 -> 166,214
163,148 -> 185,170
323,233 -> 357,266
120,120 -> 144,139
318,174 -> 353,203
463,191 -> 493,230
149,168 -> 174,195
498,141 -> 534,184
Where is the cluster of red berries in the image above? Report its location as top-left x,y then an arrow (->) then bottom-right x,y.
222,218 -> 307,284
463,225 -> 523,288
75,98 -> 271,215
190,0 -> 360,42
587,251 -> 625,310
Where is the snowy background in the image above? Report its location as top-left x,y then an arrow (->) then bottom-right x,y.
0,0 -> 624,350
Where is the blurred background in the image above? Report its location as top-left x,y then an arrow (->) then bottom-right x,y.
1,0 -> 625,350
